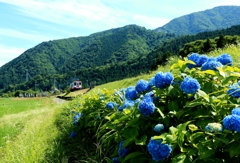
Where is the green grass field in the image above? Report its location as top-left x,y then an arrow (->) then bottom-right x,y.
0,97 -> 52,118
0,97 -> 65,163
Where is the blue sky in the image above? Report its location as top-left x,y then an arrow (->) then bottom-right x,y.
0,0 -> 240,67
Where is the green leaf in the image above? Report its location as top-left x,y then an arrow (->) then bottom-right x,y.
104,124 -> 116,130
169,126 -> 178,135
123,109 -> 131,114
122,138 -> 134,148
230,72 -> 240,77
156,107 -> 165,118
166,134 -> 174,144
196,90 -> 209,102
198,147 -> 214,159
229,143 -> 240,157
199,70 -> 217,76
123,152 -> 145,163
172,153 -> 186,163
113,116 -> 129,124
217,67 -> 226,78
188,124 -> 198,132
177,121 -> 192,147
164,116 -> 170,127
122,127 -> 139,139
186,102 -> 203,107
126,118 -> 139,128
216,137 -> 229,144
135,135 -> 147,145
168,101 -> 179,111
190,132 -> 204,142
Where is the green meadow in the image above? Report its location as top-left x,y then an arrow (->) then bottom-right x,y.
0,44 -> 239,162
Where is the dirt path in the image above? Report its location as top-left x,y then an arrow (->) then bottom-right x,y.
53,97 -> 67,104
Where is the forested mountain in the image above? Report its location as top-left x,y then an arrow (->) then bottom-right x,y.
155,6 -> 240,35
0,25 -> 176,89
2,24 -> 240,95
151,24 -> 240,58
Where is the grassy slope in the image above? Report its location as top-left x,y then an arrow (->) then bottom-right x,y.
95,44 -> 240,91
0,98 -> 67,163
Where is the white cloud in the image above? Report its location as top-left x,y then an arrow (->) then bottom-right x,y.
0,44 -> 25,66
0,0 -> 171,30
132,15 -> 169,29
1,0 -> 240,31
0,28 -> 54,42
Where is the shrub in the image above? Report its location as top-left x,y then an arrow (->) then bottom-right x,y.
62,53 -> 240,162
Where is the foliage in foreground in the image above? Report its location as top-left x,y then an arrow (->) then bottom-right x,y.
57,53 -> 240,162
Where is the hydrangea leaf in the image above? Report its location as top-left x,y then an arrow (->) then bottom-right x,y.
190,132 -> 205,142
123,109 -> 131,115
230,72 -> 240,77
229,143 -> 240,157
198,146 -> 214,159
135,135 -> 147,145
122,152 -> 145,163
156,107 -> 165,118
122,127 -> 139,139
198,70 -> 217,76
196,90 -> 209,102
172,153 -> 187,163
217,67 -> 226,78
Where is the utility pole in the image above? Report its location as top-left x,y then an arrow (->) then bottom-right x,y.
35,81 -> 37,91
53,78 -> 56,88
26,69 -> 29,82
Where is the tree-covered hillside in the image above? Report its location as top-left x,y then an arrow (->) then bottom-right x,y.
1,23 -> 240,94
0,25 -> 176,89
155,6 -> 240,35
151,24 -> 240,58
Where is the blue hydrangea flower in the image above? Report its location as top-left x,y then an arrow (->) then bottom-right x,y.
187,53 -> 200,68
135,79 -> 149,93
227,83 -> 240,98
232,107 -> 240,116
223,114 -> 240,133
106,102 -> 117,109
147,138 -> 172,162
154,124 -> 164,133
73,112 -> 82,125
238,81 -> 240,86
112,157 -> 120,163
118,106 -> 124,112
123,100 -> 135,108
138,99 -> 155,117
154,72 -> 174,89
147,77 -> 155,90
118,141 -> 129,158
217,53 -> 233,65
180,77 -> 201,94
143,91 -> 154,102
125,86 -> 138,100
70,131 -> 77,138
187,53 -> 208,68
205,123 -> 223,132
201,57 -> 222,71
197,55 -> 209,66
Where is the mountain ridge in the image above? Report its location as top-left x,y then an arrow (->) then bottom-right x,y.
155,6 -> 240,35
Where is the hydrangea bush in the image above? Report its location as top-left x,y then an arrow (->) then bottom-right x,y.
66,53 -> 240,162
